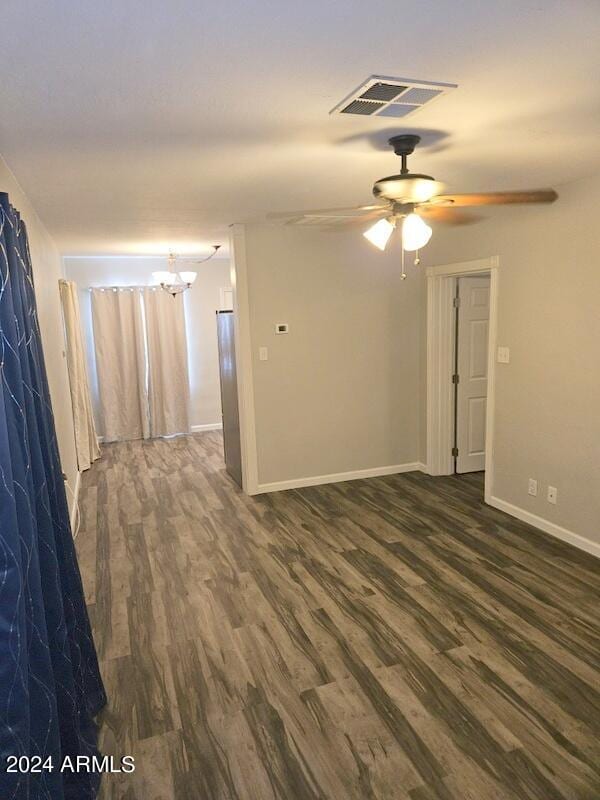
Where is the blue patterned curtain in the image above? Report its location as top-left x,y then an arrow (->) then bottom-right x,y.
0,193 -> 106,799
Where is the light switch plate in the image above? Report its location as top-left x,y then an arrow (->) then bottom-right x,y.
547,486 -> 557,504
497,346 -> 510,364
259,346 -> 268,361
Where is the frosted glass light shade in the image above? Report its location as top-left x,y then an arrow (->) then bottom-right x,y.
178,271 -> 197,285
374,176 -> 445,203
402,213 -> 432,251
363,218 -> 395,251
152,270 -> 172,284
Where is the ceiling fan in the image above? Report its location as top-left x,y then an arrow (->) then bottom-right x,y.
270,134 -> 558,257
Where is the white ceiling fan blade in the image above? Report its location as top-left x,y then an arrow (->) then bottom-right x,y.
322,211 -> 393,230
268,203 -> 387,221
283,208 -> 389,227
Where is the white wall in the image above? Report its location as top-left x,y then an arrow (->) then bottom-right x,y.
0,156 -> 79,510
233,224 -> 423,488
64,256 -> 231,431
422,171 -> 600,549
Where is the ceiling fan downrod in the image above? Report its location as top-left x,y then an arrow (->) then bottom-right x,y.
388,134 -> 421,174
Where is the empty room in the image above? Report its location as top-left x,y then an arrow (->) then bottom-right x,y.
1,1 -> 599,799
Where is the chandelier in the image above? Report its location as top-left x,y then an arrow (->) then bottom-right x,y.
152,245 -> 221,296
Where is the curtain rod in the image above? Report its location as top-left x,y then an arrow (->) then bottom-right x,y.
86,285 -> 156,292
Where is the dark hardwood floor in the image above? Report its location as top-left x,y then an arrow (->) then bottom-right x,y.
75,432 -> 600,800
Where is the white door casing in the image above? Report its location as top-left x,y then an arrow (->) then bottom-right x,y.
425,256 -> 499,503
455,276 -> 490,473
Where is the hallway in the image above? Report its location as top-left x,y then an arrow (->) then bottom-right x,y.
76,433 -> 600,799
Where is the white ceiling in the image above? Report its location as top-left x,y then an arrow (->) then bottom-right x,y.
1,0 -> 599,256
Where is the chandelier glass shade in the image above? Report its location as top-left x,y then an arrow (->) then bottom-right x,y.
152,271 -> 176,284
178,271 -> 198,285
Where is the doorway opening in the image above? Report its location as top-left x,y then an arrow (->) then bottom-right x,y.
426,257 -> 499,503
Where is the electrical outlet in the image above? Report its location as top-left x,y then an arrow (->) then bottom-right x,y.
497,346 -> 510,364
528,478 -> 537,496
547,486 -> 557,504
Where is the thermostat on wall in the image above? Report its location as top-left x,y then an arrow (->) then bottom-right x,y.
275,323 -> 289,334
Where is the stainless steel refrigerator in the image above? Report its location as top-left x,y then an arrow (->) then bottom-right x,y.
216,311 -> 243,487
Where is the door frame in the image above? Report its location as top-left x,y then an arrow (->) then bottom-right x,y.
425,256 -> 499,503
229,224 -> 260,494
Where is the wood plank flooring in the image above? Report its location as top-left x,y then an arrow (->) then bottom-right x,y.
75,432 -> 600,800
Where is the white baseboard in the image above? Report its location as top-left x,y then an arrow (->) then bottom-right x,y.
488,495 -> 600,560
256,462 -> 422,494
191,423 -> 223,433
99,425 -> 222,441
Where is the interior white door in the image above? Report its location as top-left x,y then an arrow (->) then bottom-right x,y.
456,275 -> 490,473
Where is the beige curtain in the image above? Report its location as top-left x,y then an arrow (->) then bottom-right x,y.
143,287 -> 190,437
91,288 -> 149,442
59,280 -> 101,470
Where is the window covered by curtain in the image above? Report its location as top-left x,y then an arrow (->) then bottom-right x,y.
90,287 -> 190,442
59,279 -> 101,471
91,288 -> 148,442
143,287 -> 190,438
0,193 -> 106,799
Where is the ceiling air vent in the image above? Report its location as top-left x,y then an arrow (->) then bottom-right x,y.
331,75 -> 457,119
341,99 -> 385,115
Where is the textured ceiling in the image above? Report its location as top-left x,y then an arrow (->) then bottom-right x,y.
0,0 -> 599,255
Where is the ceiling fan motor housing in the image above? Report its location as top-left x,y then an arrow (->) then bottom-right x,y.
388,134 -> 421,156
373,173 -> 441,203
373,134 -> 443,203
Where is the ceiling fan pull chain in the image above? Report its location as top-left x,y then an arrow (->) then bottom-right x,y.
401,247 -> 407,280
414,248 -> 421,265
